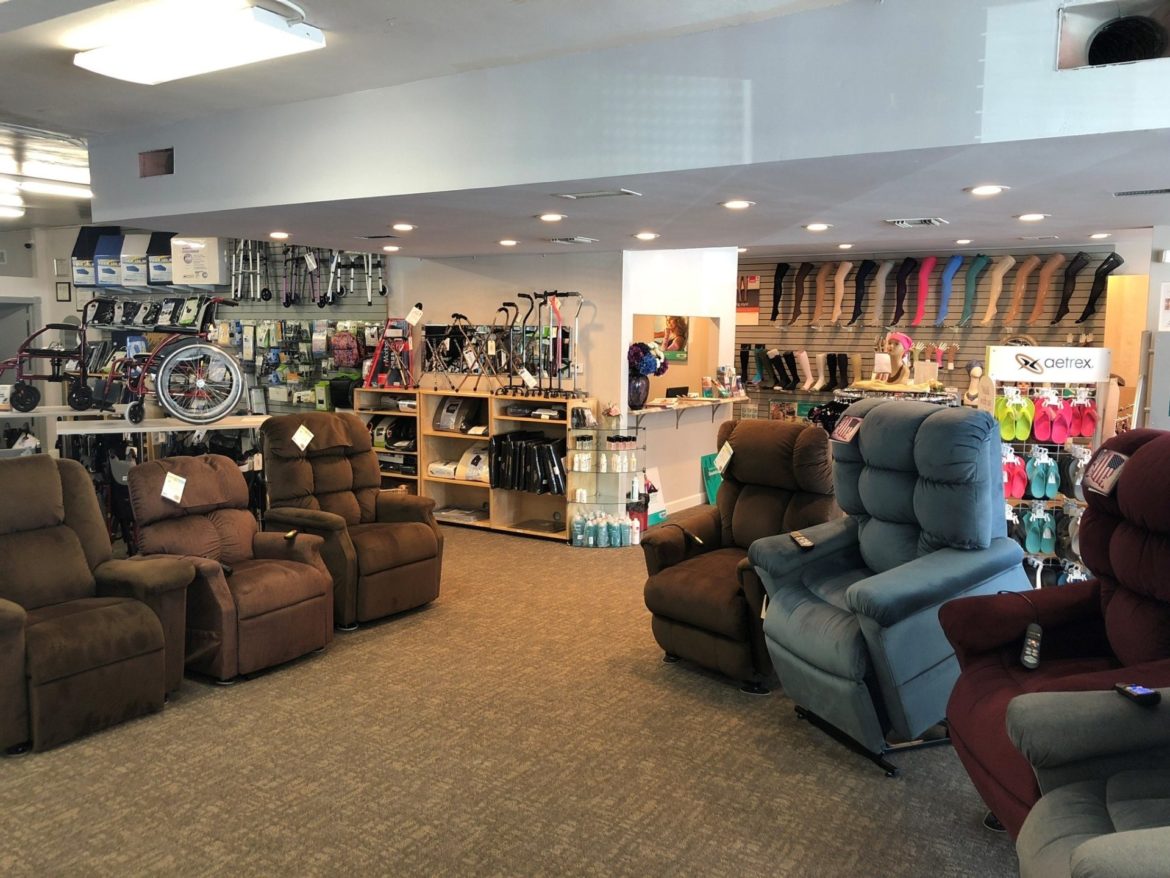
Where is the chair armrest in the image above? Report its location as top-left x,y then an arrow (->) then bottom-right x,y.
95,557 -> 195,598
1008,687 -> 1170,782
375,491 -> 437,525
940,579 -> 1101,665
1071,829 -> 1170,878
0,597 -> 26,634
847,537 -> 1023,627
641,506 -> 721,575
748,517 -> 859,592
264,507 -> 349,532
0,597 -> 26,748
253,531 -> 326,568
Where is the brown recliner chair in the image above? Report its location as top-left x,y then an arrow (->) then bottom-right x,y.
260,412 -> 442,630
128,454 -> 333,683
641,419 -> 842,692
0,455 -> 193,752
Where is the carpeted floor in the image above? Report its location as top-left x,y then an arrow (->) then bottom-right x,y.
0,526 -> 1017,877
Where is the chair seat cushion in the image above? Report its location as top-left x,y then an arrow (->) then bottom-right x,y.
349,522 -> 438,574
228,559 -> 329,620
25,597 -> 164,685
644,548 -> 750,641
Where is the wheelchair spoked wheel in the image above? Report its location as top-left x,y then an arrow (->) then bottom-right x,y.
9,382 -> 40,413
154,342 -> 244,424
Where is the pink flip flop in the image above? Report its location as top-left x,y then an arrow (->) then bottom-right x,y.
1050,400 -> 1072,445
1068,401 -> 1084,437
1080,400 -> 1099,438
1032,398 -> 1052,442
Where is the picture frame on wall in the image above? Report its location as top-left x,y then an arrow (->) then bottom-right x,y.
653,315 -> 689,362
55,281 -> 71,303
76,289 -> 94,312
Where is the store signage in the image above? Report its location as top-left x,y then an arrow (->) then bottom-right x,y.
986,346 -> 1111,383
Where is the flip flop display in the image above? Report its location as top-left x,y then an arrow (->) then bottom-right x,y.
1080,400 -> 1098,438
1050,400 -> 1072,444
1031,398 -> 1054,442
1013,398 -> 1035,443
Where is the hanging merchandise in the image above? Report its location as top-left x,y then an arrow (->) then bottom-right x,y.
980,255 -> 1016,325
1076,252 -> 1124,323
848,259 -> 878,326
830,260 -> 853,324
911,255 -> 937,327
867,259 -> 896,326
810,262 -> 833,325
1051,251 -> 1091,323
788,262 -> 814,325
958,253 -> 991,327
934,254 -> 964,327
1026,252 -> 1067,326
1001,254 -> 1041,326
770,262 -> 790,322
891,256 -> 918,325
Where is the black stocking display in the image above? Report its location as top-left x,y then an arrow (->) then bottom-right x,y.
848,260 -> 878,325
1051,251 -> 1091,324
789,262 -> 815,325
892,257 -> 919,325
770,262 -> 790,322
1076,252 -> 1124,323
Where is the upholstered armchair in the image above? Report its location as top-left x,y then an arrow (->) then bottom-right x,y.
1,455 -> 193,752
1009,688 -> 1170,878
129,454 -> 332,683
750,399 -> 1028,774
941,428 -> 1170,837
260,412 -> 442,629
642,419 -> 841,692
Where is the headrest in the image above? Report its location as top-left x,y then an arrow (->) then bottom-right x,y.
0,454 -> 63,535
717,419 -> 833,495
1088,429 -> 1170,534
260,412 -> 369,459
129,454 -> 249,526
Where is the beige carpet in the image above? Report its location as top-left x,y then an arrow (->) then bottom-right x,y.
0,526 -> 1016,877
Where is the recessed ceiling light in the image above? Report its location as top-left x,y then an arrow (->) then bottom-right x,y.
0,206 -> 26,219
392,223 -> 416,232
382,245 -> 401,252
633,232 -> 660,241
737,247 -> 748,253
499,239 -> 519,247
538,213 -> 566,222
838,243 -> 854,250
1018,213 -> 1049,222
18,180 -> 93,198
965,184 -> 1010,197
955,239 -> 972,245
804,223 -> 832,232
1089,232 -> 1111,239
269,231 -> 289,240
721,200 -> 755,210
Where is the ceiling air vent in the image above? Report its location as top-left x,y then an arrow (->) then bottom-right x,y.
546,236 -> 600,245
883,217 -> 950,228
1020,235 -> 1061,240
552,188 -> 642,200
1114,187 -> 1170,197
357,234 -> 400,240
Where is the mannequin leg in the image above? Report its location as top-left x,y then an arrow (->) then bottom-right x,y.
1076,252 -> 1123,323
812,353 -> 828,391
783,351 -> 800,391
823,353 -> 839,392
767,348 -> 791,390
770,262 -> 790,322
831,261 -> 853,324
739,344 -> 750,382
1052,251 -> 1091,324
892,257 -> 918,325
789,262 -> 814,325
1028,253 -> 1067,326
837,352 -> 852,388
796,350 -> 815,391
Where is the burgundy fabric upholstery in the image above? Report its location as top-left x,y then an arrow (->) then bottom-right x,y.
940,428 -> 1170,838
641,420 -> 842,685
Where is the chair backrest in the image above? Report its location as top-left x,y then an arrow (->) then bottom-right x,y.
832,399 -> 1004,574
0,455 -> 111,609
128,454 -> 257,563
1080,429 -> 1170,667
715,419 -> 839,550
261,412 -> 381,525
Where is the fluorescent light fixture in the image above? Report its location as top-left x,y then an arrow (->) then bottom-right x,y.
20,160 -> 90,185
1089,232 -> 1111,239
538,213 -> 566,222
737,247 -> 748,253
965,184 -> 1009,196
0,207 -> 26,219
633,232 -> 659,241
18,180 -> 93,198
955,239 -> 972,245
171,239 -> 205,249
838,243 -> 853,250
804,223 -> 832,232
72,5 -> 326,85
498,239 -> 519,247
382,245 -> 400,252
721,200 -> 755,210
0,194 -> 24,208
1018,213 -> 1048,222
392,223 -> 416,232
269,231 -> 289,239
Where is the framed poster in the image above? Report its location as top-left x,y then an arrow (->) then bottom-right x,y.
653,315 -> 689,362
55,281 -> 72,303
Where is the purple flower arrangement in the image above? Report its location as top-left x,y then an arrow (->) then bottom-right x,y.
628,341 -> 669,378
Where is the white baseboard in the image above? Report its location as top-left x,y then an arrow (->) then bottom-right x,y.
664,493 -> 706,515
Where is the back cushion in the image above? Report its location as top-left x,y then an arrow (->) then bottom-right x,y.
129,455 -> 258,563
834,400 -> 999,573
0,456 -> 95,609
262,413 -> 381,525
1080,429 -> 1170,666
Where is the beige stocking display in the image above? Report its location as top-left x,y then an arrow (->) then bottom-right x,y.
1001,254 -> 1041,326
811,262 -> 833,325
1027,252 -> 1067,326
979,255 -> 1016,325
831,261 -> 853,324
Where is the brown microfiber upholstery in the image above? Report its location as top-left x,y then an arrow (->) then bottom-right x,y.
0,457 -> 190,752
261,413 -> 443,628
128,454 -> 332,682
641,419 -> 842,685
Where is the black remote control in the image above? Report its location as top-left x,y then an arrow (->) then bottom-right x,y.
1021,622 -> 1042,670
790,531 -> 815,551
1115,683 -> 1161,707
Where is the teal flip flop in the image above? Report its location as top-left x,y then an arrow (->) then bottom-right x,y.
1044,460 -> 1060,500
1039,512 -> 1056,554
1028,458 -> 1047,500
1025,511 -> 1044,554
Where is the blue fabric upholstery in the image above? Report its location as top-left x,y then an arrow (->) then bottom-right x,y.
750,399 -> 1028,756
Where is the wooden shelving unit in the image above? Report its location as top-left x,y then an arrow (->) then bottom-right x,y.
353,386 -> 421,495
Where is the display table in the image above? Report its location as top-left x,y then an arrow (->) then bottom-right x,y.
630,396 -> 745,429
55,414 -> 269,436
0,405 -> 127,420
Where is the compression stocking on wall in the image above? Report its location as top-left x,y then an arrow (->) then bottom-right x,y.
959,253 -> 990,327
1027,252 -> 1066,326
783,351 -> 799,390
789,262 -> 815,325
770,262 -> 790,322
892,257 -> 919,325
980,255 -> 1017,325
831,261 -> 853,324
755,346 -> 778,387
911,255 -> 938,326
740,344 -> 750,383
811,262 -> 834,324
848,259 -> 878,325
1077,252 -> 1124,323
935,254 -> 964,327
768,349 -> 795,390
869,259 -> 896,326
1001,254 -> 1042,326
1052,251 -> 1091,323
796,349 -> 815,390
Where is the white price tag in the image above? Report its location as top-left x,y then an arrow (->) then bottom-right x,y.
303,252 -> 317,272
161,472 -> 187,504
463,348 -> 478,370
518,367 -> 537,389
714,441 -> 734,474
405,305 -> 423,326
292,424 -> 314,451
487,338 -> 497,356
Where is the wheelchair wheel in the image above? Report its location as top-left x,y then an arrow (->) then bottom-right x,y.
126,400 -> 145,424
154,342 -> 243,424
10,382 -> 40,413
67,380 -> 93,412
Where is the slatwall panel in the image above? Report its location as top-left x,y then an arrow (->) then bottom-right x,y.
732,246 -> 1115,418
